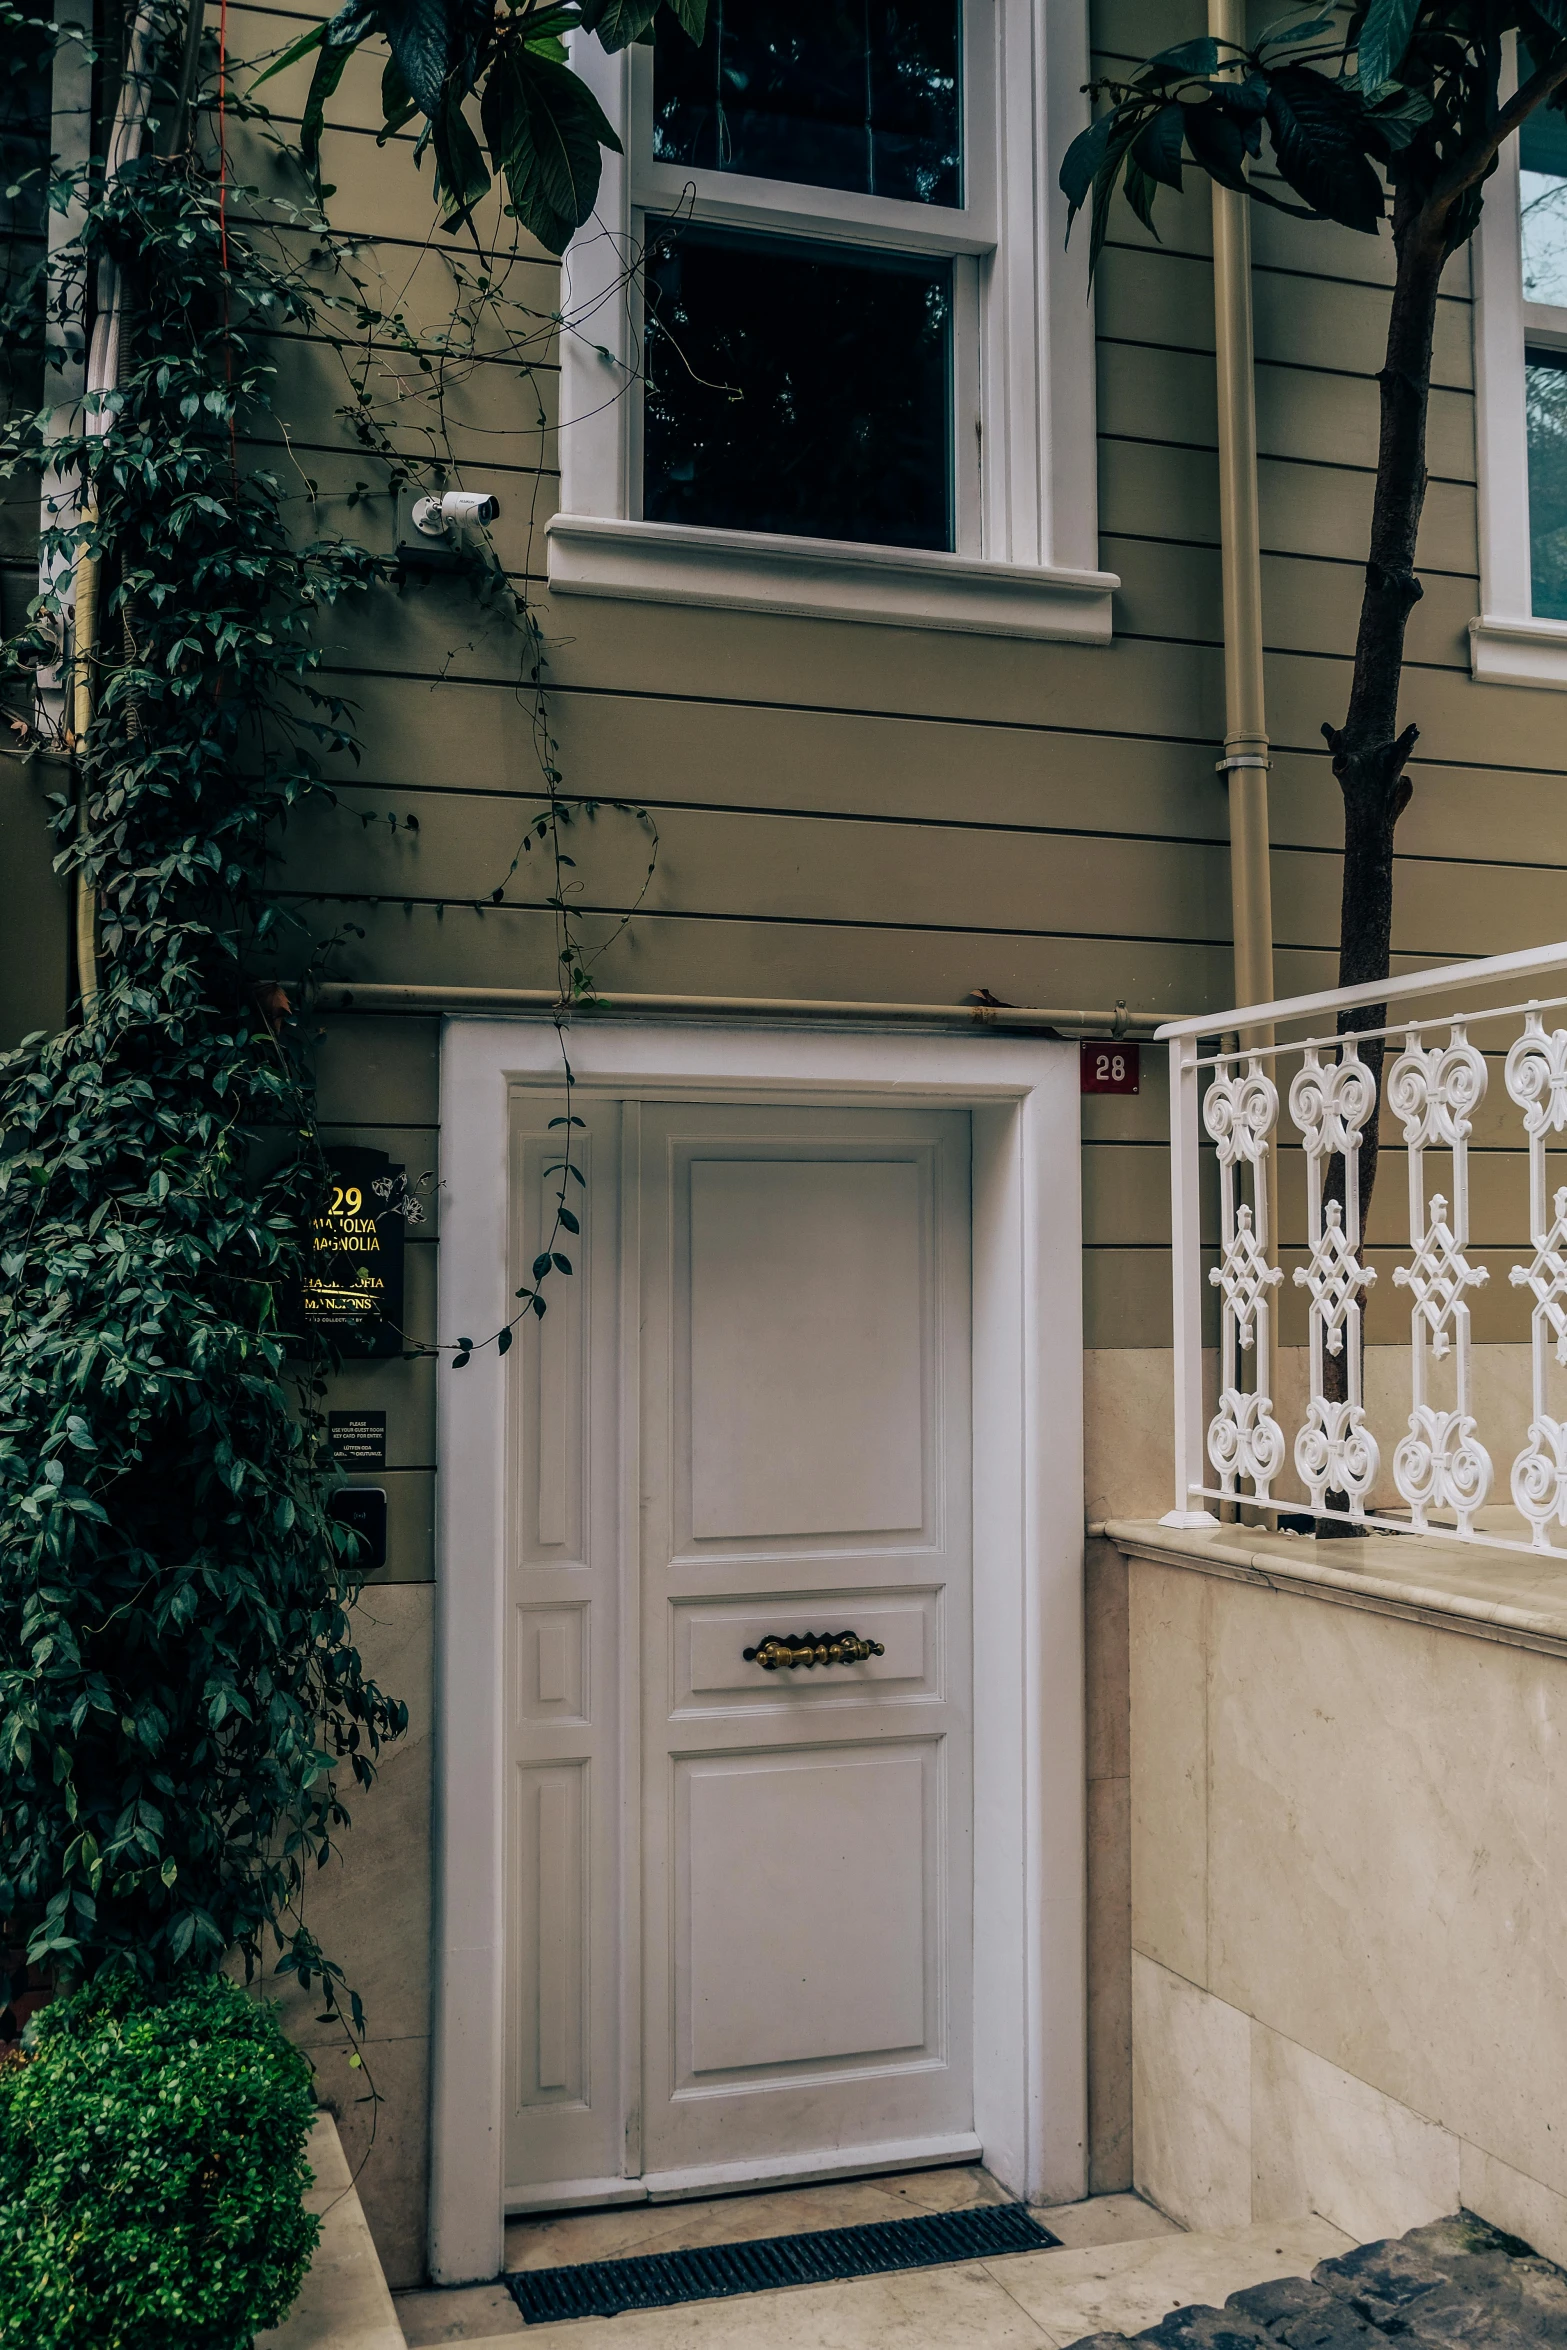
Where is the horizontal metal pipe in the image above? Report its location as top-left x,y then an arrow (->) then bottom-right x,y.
316,983 -> 1167,1036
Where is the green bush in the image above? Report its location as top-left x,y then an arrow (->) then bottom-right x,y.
0,1973 -> 319,2349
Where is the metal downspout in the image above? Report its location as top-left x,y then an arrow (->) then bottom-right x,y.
1210,0 -> 1275,1029
1209,0 -> 1278,1433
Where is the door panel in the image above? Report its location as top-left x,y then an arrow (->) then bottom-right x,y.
504,1101 -> 624,2197
640,1103 -> 973,2176
678,1744 -> 936,2077
686,1157 -> 926,1539
504,1094 -> 974,2195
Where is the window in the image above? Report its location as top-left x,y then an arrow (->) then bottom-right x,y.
1472,37 -> 1567,681
549,0 -> 1113,642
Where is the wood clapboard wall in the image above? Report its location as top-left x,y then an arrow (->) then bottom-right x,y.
17,0 -> 1565,1571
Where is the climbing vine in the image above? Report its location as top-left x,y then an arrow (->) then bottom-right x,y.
0,1 -> 405,2002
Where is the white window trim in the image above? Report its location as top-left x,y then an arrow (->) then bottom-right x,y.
1471,38 -> 1567,686
549,1 -> 1116,642
426,1017 -> 1087,2284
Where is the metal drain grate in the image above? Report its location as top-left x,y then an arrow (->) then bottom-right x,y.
507,2200 -> 1060,2323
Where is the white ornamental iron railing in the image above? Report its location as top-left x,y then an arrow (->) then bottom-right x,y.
1157,938 -> 1567,1557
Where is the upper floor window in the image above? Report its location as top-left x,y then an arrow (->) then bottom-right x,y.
630,0 -> 984,557
1469,35 -> 1567,682
548,1 -> 1115,644
1520,93 -> 1567,619
651,0 -> 962,205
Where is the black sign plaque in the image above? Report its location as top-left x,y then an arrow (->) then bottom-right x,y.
329,1410 -> 387,1469
304,1147 -> 406,1358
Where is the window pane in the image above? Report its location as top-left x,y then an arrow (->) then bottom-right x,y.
1527,354 -> 1567,619
653,0 -> 961,206
642,222 -> 954,550
1519,56 -> 1567,303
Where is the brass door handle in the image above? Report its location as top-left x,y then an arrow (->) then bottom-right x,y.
742,1630 -> 885,1671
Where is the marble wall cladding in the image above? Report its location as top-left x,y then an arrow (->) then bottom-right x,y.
1125,1550 -> 1567,2260
1202,1578 -> 1567,2201
1461,2144 -> 1567,2271
1248,2017 -> 1460,2243
1132,1953 -> 1250,2231
268,1586 -> 436,2288
1128,1559 -> 1208,1986
1087,1537 -> 1133,2194
1131,1955 -> 1463,2245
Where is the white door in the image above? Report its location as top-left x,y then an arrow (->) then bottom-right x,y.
504,1098 -> 974,2199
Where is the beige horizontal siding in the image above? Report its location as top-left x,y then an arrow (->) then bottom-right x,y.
203,0 -> 1567,1421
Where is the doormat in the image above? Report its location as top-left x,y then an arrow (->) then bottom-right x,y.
506,2200 -> 1060,2323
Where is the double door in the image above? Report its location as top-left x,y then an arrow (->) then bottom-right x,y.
504,1097 -> 973,2200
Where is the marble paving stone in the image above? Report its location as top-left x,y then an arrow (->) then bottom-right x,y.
1037,2195 -> 1181,2252
448,2257 -> 1061,2349
257,2116 -> 404,2350
503,2163 -> 1012,2270
1129,1562 -> 1210,1985
396,2283 -> 525,2344
1133,1955 -> 1251,2233
988,2215 -> 1351,2343
1249,2018 -> 1460,2245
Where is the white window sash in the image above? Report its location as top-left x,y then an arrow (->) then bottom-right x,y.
1471,31 -> 1567,685
550,0 -> 1115,642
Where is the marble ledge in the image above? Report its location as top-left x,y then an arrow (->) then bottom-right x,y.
1102,1517 -> 1567,1659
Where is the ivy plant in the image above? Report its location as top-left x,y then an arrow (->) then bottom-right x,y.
0,8 -> 406,1997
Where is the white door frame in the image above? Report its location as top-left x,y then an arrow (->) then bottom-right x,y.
429,1018 -> 1086,2285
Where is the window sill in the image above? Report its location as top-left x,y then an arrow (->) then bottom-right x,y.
546,515 -> 1119,643
1469,613 -> 1567,689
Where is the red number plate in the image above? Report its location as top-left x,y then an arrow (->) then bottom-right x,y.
1080,1040 -> 1140,1095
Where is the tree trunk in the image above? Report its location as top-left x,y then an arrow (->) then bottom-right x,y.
1317,187 -> 1447,1527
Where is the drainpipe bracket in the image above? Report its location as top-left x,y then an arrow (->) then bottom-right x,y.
1215,753 -> 1272,773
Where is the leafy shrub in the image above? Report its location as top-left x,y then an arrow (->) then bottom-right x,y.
0,1973 -> 319,2350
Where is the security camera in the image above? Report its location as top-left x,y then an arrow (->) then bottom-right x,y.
411,488 -> 500,536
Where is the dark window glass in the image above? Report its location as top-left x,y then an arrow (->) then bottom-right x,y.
642,222 -> 954,550
1528,353 -> 1567,619
653,0 -> 961,206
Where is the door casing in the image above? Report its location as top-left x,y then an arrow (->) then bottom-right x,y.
430,1020 -> 1085,2285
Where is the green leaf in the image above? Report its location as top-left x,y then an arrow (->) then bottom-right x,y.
433,82 -> 495,229
497,1325 -> 513,1355
557,1206 -> 580,1233
1138,37 -> 1220,83
482,43 -> 622,252
577,0 -> 662,51
551,1251 -> 573,1274
667,0 -> 707,44
532,1250 -> 553,1279
452,1348 -> 472,1367
1122,154 -> 1160,234
1265,65 -> 1385,233
1059,112 -> 1113,218
249,20 -> 327,94
1355,0 -> 1421,97
299,37 -> 363,177
1258,7 -> 1341,53
1131,102 -> 1185,193
1180,94 -> 1254,193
